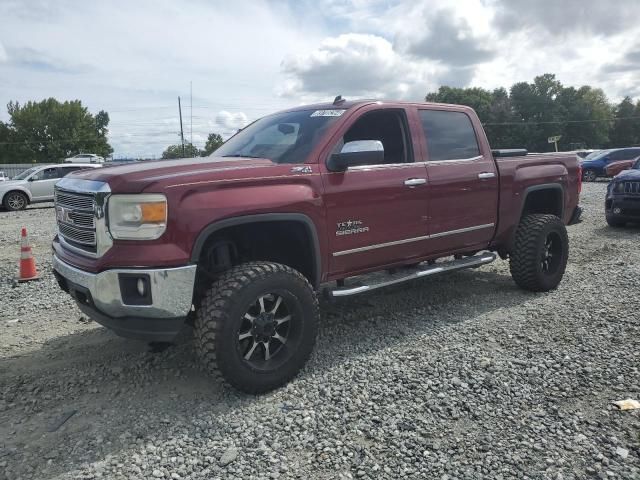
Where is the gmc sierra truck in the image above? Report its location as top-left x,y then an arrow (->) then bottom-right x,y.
52,99 -> 582,393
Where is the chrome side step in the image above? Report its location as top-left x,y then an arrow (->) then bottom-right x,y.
327,252 -> 497,298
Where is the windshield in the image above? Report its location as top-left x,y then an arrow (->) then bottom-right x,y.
633,158 -> 640,169
212,109 -> 345,164
13,167 -> 40,180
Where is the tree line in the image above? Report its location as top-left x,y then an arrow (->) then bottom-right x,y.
425,73 -> 640,152
0,98 -> 113,163
161,133 -> 224,159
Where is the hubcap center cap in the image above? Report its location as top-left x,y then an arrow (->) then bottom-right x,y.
252,313 -> 276,339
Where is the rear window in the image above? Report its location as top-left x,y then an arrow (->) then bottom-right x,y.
419,110 -> 480,161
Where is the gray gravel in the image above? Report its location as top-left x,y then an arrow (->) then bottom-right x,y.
1,183 -> 639,480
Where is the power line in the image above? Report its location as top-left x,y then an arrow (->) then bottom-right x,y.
483,115 -> 640,126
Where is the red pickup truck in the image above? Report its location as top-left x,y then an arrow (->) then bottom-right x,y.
52,99 -> 581,393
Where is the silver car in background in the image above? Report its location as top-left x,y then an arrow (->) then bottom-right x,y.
0,163 -> 101,211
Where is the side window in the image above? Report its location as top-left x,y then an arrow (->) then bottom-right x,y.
338,110 -> 410,165
42,167 -> 60,180
621,149 -> 640,160
31,168 -> 59,181
419,110 -> 480,161
608,150 -> 624,161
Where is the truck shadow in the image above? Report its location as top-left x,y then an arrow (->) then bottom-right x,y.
0,267 -> 534,478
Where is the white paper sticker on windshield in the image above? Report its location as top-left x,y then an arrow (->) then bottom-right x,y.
310,109 -> 345,117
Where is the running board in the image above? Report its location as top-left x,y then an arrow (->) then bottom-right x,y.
327,252 -> 497,298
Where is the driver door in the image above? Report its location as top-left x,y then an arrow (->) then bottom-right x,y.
29,167 -> 61,201
321,107 -> 429,277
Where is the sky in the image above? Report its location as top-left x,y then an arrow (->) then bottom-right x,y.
1,0 -> 639,158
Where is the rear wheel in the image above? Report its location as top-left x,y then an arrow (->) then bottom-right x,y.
582,169 -> 597,182
509,214 -> 569,292
3,191 -> 28,211
194,261 -> 318,393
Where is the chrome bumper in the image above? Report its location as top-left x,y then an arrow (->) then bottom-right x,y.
52,255 -> 197,319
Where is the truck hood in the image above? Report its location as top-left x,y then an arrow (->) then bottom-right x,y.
70,156 -> 279,193
614,169 -> 640,180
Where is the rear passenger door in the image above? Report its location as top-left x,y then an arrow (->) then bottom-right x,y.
417,108 -> 498,255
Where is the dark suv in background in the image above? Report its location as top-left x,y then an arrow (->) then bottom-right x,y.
582,147 -> 640,181
605,158 -> 640,227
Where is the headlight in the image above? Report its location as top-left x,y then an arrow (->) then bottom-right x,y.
108,194 -> 167,240
612,182 -> 625,194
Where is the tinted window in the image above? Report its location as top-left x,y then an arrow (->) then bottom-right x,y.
619,149 -> 640,160
338,110 -> 409,165
419,110 -> 480,161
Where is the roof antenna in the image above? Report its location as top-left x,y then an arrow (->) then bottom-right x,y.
333,95 -> 345,105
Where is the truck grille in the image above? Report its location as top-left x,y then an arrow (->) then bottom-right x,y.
623,181 -> 640,194
54,188 -> 97,254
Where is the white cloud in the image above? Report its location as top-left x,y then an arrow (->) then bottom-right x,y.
280,33 -> 440,100
215,111 -> 248,133
1,0 -> 640,157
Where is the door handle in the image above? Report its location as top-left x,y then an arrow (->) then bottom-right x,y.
404,178 -> 427,186
478,172 -> 496,179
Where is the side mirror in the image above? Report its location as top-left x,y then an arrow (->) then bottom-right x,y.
327,140 -> 384,172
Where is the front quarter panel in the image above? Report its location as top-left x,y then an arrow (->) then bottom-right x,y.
162,164 -> 328,277
0,183 -> 32,203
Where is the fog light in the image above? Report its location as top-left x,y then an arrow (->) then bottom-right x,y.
614,207 -> 622,214
119,274 -> 152,305
137,278 -> 146,296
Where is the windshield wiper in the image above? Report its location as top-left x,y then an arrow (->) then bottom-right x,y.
221,154 -> 264,159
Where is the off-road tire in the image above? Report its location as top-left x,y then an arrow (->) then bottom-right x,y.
3,191 -> 28,211
509,214 -> 569,292
606,215 -> 626,228
194,261 -> 319,394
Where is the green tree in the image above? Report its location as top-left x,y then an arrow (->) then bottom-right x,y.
202,133 -> 224,156
426,73 -> 620,152
161,143 -> 200,159
557,86 -> 612,149
0,98 -> 113,163
609,97 -> 640,147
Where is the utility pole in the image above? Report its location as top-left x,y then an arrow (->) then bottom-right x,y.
190,81 -> 193,147
178,96 -> 185,157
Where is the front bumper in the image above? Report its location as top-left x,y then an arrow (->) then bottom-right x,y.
605,195 -> 640,221
52,255 -> 197,341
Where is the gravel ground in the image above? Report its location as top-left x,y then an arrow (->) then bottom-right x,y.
0,183 -> 639,480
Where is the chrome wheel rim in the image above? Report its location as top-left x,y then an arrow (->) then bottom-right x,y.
7,193 -> 25,210
583,170 -> 596,182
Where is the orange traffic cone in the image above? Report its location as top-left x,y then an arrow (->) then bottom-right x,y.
18,227 -> 40,282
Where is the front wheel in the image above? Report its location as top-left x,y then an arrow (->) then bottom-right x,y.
194,262 -> 319,393
509,214 -> 569,292
4,191 -> 28,211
